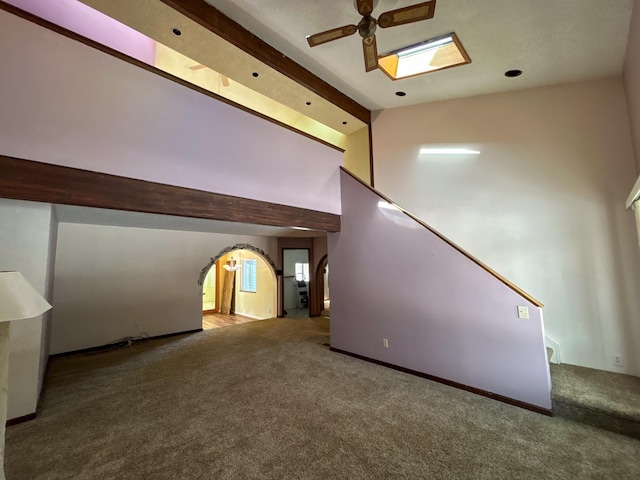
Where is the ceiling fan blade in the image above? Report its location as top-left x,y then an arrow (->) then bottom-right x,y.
378,1 -> 436,29
362,36 -> 378,72
356,0 -> 374,16
306,25 -> 358,47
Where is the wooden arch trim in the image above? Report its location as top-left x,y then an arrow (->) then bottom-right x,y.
311,254 -> 328,317
198,243 -> 279,286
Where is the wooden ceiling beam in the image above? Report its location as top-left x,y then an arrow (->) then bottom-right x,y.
159,0 -> 371,125
0,155 -> 341,232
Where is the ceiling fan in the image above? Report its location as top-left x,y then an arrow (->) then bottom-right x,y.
306,0 -> 437,72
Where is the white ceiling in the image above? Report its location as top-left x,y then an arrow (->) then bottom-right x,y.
207,0 -> 635,110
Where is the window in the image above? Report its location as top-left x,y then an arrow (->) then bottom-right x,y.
241,259 -> 257,292
295,262 -> 309,282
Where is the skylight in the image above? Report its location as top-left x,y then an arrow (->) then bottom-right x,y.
378,33 -> 470,80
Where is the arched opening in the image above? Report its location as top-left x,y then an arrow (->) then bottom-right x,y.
314,255 -> 329,317
198,244 -> 277,329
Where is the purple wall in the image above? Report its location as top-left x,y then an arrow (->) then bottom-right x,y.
5,0 -> 156,64
0,10 -> 342,214
328,170 -> 551,409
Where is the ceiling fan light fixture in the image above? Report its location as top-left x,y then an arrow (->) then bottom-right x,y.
378,32 -> 471,80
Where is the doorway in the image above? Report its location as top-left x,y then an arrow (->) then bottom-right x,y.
314,255 -> 330,317
199,245 -> 278,330
282,248 -> 310,317
202,263 -> 216,313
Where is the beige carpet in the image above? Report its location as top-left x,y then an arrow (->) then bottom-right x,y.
551,363 -> 640,438
6,318 -> 640,479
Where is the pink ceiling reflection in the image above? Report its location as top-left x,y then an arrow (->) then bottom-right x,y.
5,0 -> 155,65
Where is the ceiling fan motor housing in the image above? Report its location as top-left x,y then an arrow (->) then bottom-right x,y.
357,16 -> 377,38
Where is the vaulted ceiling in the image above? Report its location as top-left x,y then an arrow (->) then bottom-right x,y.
203,0 -> 634,110
80,0 -> 634,115
3,0 -> 637,236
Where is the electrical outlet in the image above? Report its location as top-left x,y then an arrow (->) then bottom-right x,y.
613,354 -> 624,367
383,338 -> 389,348
517,306 -> 529,319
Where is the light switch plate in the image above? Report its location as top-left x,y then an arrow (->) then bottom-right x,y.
517,306 -> 529,319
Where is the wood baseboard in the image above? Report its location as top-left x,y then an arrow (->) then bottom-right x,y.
6,412 -> 36,427
330,347 -> 553,416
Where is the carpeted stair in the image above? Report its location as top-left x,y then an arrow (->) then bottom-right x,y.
550,362 -> 640,439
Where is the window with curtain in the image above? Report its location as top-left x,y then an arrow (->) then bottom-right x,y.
241,259 -> 257,292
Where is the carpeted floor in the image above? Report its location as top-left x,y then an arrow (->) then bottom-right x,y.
6,318 -> 640,479
551,363 -> 640,438
551,363 -> 640,420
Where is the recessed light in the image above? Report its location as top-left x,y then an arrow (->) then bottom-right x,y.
342,121 -> 348,125
505,69 -> 522,78
172,28 -> 182,36
395,91 -> 406,97
305,101 -> 311,106
252,72 -> 259,78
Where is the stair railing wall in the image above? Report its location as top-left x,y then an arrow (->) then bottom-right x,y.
329,168 -> 552,412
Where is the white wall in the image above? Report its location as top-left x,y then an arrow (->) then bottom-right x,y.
0,199 -> 56,419
0,10 -> 343,214
625,0 -> 640,173
373,77 -> 640,375
51,223 -> 276,354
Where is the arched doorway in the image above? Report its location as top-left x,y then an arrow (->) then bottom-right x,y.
314,254 -> 329,317
198,244 -> 278,329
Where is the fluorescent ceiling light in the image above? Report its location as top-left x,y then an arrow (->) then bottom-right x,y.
378,33 -> 470,81
420,148 -> 480,155
397,36 -> 453,58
